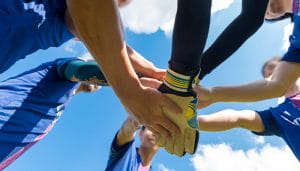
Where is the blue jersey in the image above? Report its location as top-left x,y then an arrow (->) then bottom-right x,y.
253,98 -> 300,161
283,0 -> 300,63
0,0 -> 73,74
0,58 -> 79,170
106,133 -> 152,171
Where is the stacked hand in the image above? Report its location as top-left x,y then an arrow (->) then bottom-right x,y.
140,77 -> 199,156
194,85 -> 215,109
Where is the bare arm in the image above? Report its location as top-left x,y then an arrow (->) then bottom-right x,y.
116,117 -> 141,146
66,0 -> 139,98
198,109 -> 264,132
196,61 -> 300,103
126,45 -> 165,80
66,0 -> 181,140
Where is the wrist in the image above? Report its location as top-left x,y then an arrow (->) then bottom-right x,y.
209,87 -> 220,102
116,76 -> 144,100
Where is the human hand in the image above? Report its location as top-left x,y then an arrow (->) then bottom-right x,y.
120,86 -> 182,141
194,85 -> 215,109
123,116 -> 142,132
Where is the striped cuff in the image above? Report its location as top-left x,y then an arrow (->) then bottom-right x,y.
163,68 -> 200,93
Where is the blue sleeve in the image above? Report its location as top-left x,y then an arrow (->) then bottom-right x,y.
105,132 -> 135,170
282,15 -> 300,63
282,45 -> 300,63
252,109 -> 281,137
38,0 -> 74,49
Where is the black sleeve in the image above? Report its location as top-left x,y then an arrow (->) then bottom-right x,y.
169,0 -> 212,74
199,0 -> 269,79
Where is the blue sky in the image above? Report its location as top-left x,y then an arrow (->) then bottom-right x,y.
4,0 -> 300,170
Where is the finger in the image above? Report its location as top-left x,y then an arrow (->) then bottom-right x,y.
173,129 -> 185,157
184,128 -> 199,154
151,123 -> 172,140
147,126 -> 166,147
161,95 -> 182,114
140,78 -> 162,89
157,117 -> 180,136
154,70 -> 166,81
165,137 -> 175,155
156,125 -> 168,147
147,126 -> 161,139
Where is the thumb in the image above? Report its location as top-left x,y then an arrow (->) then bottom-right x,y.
153,69 -> 166,81
140,77 -> 162,89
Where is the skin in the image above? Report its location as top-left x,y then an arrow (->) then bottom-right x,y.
195,61 -> 300,108
142,61 -> 299,134
198,109 -> 264,133
197,59 -> 299,133
193,0 -> 297,108
65,0 -> 181,140
265,0 -> 292,20
116,117 -> 159,166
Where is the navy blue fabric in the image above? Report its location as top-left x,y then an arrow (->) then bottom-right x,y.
253,99 -> 300,161
0,58 -> 79,168
105,133 -> 151,171
0,0 -> 73,74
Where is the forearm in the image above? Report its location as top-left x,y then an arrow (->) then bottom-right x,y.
210,80 -> 286,102
198,109 -> 242,132
116,119 -> 140,146
209,62 -> 300,102
198,109 -> 263,132
126,45 -> 156,76
67,0 -> 141,98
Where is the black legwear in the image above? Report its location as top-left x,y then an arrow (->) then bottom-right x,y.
199,0 -> 269,79
170,0 -> 212,75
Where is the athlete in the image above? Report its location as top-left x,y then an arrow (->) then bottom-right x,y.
0,1 -> 183,150
0,57 -> 104,170
195,0 -> 300,109
105,117 -> 159,171
144,56 -> 300,161
195,57 -> 300,161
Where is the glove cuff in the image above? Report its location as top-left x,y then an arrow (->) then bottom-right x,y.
161,68 -> 200,96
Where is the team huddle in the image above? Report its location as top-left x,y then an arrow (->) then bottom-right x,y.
0,0 -> 299,170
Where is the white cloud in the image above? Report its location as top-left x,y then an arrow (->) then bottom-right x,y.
211,0 -> 234,13
191,144 -> 300,171
253,136 -> 265,145
157,163 -> 175,171
64,39 -> 80,54
80,52 -> 94,61
120,0 -> 176,34
282,23 -> 294,51
120,0 -> 235,35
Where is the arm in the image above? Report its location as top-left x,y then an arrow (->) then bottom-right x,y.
126,45 -> 165,80
196,61 -> 300,103
105,117 -> 140,170
66,0 -> 139,98
66,0 -> 181,139
199,0 -> 269,79
198,109 -> 264,132
116,117 -> 141,146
